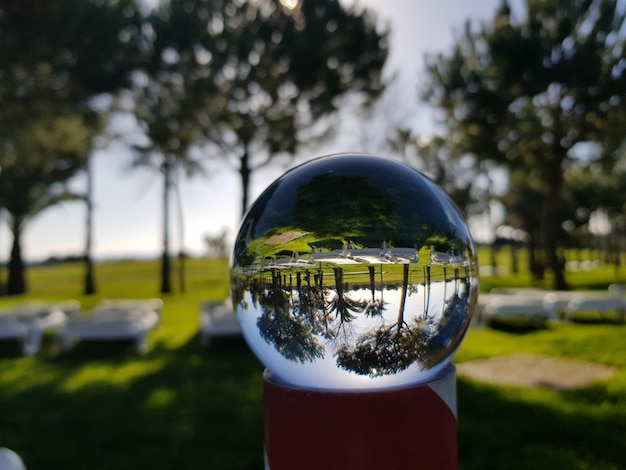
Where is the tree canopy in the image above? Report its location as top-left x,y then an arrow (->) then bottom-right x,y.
422,0 -> 626,289
0,0 -> 140,294
138,0 -> 389,217
125,0 -> 388,293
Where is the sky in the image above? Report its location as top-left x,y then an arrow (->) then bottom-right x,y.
5,0 -> 520,262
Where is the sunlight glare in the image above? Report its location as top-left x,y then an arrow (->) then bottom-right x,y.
279,0 -> 299,11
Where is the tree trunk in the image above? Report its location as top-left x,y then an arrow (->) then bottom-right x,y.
397,263 -> 409,327
0,211 -> 5,296
160,164 -> 172,294
84,155 -> 96,295
84,255 -> 96,295
174,180 -> 185,294
368,266 -> 376,302
490,244 -> 498,275
541,168 -> 568,290
7,220 -> 26,295
239,144 -> 251,219
528,235 -> 544,281
510,244 -> 519,274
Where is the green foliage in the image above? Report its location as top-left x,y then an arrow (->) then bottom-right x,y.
146,0 -> 389,215
0,0 -> 141,295
422,0 -> 626,290
476,244 -> 626,292
0,126 -> 87,294
127,0 -> 388,291
293,173 -> 396,237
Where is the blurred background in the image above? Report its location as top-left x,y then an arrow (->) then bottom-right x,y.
1,4 -> 625,469
1,0 -> 624,295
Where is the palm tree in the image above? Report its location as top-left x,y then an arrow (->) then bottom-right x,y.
0,116 -> 87,294
1,0 -> 146,295
131,151 -> 204,294
129,0 -> 220,293
327,267 -> 368,326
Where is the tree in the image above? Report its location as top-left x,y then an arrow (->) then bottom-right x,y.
564,158 -> 626,267
0,0 -> 141,294
422,0 -> 626,289
202,0 -> 389,217
204,228 -> 230,258
0,116 -> 87,294
129,0 -> 223,294
130,0 -> 387,291
388,130 -> 491,219
131,151 -> 205,294
256,268 -> 325,363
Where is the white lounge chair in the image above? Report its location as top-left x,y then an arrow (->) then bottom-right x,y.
564,293 -> 626,320
0,302 -> 71,356
98,298 -> 163,318
57,299 -> 162,354
482,295 -> 556,321
199,299 -> 241,346
475,288 -> 561,324
609,283 -> 626,297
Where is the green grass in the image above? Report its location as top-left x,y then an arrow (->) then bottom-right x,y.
0,257 -> 625,469
457,324 -> 626,470
477,245 -> 626,291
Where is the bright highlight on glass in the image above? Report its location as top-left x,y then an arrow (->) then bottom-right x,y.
230,154 -> 479,390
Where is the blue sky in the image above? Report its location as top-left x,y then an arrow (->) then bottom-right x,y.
6,0 -> 517,262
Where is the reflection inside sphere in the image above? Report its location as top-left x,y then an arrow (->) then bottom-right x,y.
230,154 -> 479,390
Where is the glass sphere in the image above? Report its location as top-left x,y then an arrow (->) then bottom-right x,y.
230,154 -> 479,390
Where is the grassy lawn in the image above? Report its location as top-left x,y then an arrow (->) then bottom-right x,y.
457,323 -> 626,470
0,257 -> 625,469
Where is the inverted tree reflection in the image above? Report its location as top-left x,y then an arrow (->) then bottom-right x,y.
233,258 -> 474,378
256,268 -> 325,363
336,263 -> 432,377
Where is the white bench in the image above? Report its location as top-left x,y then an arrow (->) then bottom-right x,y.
57,299 -> 162,354
0,303 -> 70,356
478,286 -> 626,324
482,296 -> 556,321
199,299 -> 241,346
565,294 -> 626,320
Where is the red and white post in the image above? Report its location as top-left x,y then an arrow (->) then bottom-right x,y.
263,364 -> 458,470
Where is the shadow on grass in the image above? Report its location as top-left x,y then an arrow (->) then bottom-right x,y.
568,313 -> 625,325
458,378 -> 626,470
0,339 -> 25,357
0,334 -> 265,470
3,331 -> 625,470
485,316 -> 551,334
59,339 -> 145,359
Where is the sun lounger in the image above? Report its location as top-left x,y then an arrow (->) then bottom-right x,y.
564,294 -> 626,319
475,289 -> 558,324
609,283 -> 626,297
0,316 -> 30,354
57,299 -> 162,354
199,299 -> 241,346
478,285 -> 626,325
540,291 -> 581,315
0,302 -> 71,356
98,298 -> 163,316
482,296 -> 556,321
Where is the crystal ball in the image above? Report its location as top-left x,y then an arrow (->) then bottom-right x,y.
230,154 -> 478,390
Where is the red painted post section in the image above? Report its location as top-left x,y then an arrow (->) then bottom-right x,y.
263,365 -> 458,470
